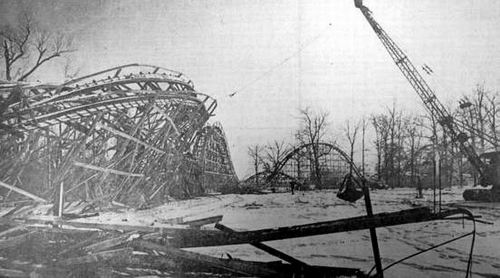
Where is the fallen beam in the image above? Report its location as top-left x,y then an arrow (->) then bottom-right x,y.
96,123 -> 166,154
0,268 -> 25,278
216,223 -> 309,268
84,231 -> 137,253
73,161 -> 144,177
0,225 -> 26,238
132,240 -> 363,278
180,215 -> 223,229
0,181 -> 47,203
58,231 -> 102,256
164,207 -> 464,248
131,240 -> 279,277
0,231 -> 34,249
152,104 -> 180,136
2,208 -> 466,249
57,247 -> 133,266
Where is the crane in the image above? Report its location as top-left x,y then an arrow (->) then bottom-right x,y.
354,0 -> 500,202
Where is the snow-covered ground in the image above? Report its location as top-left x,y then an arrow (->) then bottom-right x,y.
21,186 -> 500,277
185,187 -> 500,278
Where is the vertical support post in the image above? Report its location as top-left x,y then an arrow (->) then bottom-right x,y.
58,182 -> 64,217
435,151 -> 441,213
437,156 -> 442,213
46,130 -> 51,195
54,181 -> 64,217
363,184 -> 383,277
433,146 -> 437,213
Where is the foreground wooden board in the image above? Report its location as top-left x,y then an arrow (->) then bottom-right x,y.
162,207 -> 465,248
130,240 -> 364,278
2,207 -> 466,249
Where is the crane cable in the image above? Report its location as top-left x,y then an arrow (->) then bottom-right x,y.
366,209 -> 476,277
227,23 -> 333,98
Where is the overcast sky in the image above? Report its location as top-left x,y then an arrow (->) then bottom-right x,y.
1,0 -> 500,178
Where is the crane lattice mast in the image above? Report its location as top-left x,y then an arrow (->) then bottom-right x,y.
354,0 -> 485,176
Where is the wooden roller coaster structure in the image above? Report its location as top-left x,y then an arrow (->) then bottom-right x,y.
0,64 -> 238,209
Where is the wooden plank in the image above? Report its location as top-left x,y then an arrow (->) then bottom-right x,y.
131,240 -> 278,277
0,181 -> 47,203
0,225 -> 25,238
180,215 -> 223,229
1,206 -> 26,218
0,231 -> 34,249
73,161 -> 144,177
0,268 -> 26,277
62,212 -> 99,220
96,123 -> 166,154
2,208 -> 464,249
152,104 -> 180,136
57,231 -> 102,256
216,223 -> 309,268
58,247 -> 133,266
0,200 -> 34,208
84,231 -> 137,253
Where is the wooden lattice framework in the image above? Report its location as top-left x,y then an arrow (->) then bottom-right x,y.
0,64 -> 238,208
244,142 -> 352,188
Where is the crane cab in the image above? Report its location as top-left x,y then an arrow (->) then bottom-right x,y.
480,151 -> 500,187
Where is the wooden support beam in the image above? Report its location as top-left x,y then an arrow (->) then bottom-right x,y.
84,231 -> 137,253
0,231 -> 34,249
73,161 -> 144,177
0,225 -> 25,238
152,104 -> 180,136
2,208 -> 464,250
216,223 -> 309,268
180,215 -> 223,229
0,268 -> 25,277
131,240 -> 278,277
0,181 -> 47,203
96,123 -> 166,154
1,205 -> 27,218
57,231 -> 102,256
58,247 -> 133,266
130,240 -> 362,278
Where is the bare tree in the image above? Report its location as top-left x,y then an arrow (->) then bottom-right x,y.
371,114 -> 386,180
361,118 -> 368,175
403,115 -> 424,194
485,92 -> 499,144
296,107 -> 329,188
1,12 -> 75,81
263,140 -> 289,173
371,105 -> 402,185
247,144 -> 264,186
343,119 -> 361,175
371,103 -> 426,188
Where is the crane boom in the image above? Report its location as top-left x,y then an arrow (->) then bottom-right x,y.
354,1 -> 485,177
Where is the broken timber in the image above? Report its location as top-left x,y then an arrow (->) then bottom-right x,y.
166,207 -> 468,248
0,181 -> 47,203
2,207 -> 468,248
180,214 -> 223,229
216,222 -> 310,269
58,247 -> 133,265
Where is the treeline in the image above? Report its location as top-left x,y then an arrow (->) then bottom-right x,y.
371,85 -> 499,188
248,84 -> 499,190
247,107 -> 334,188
